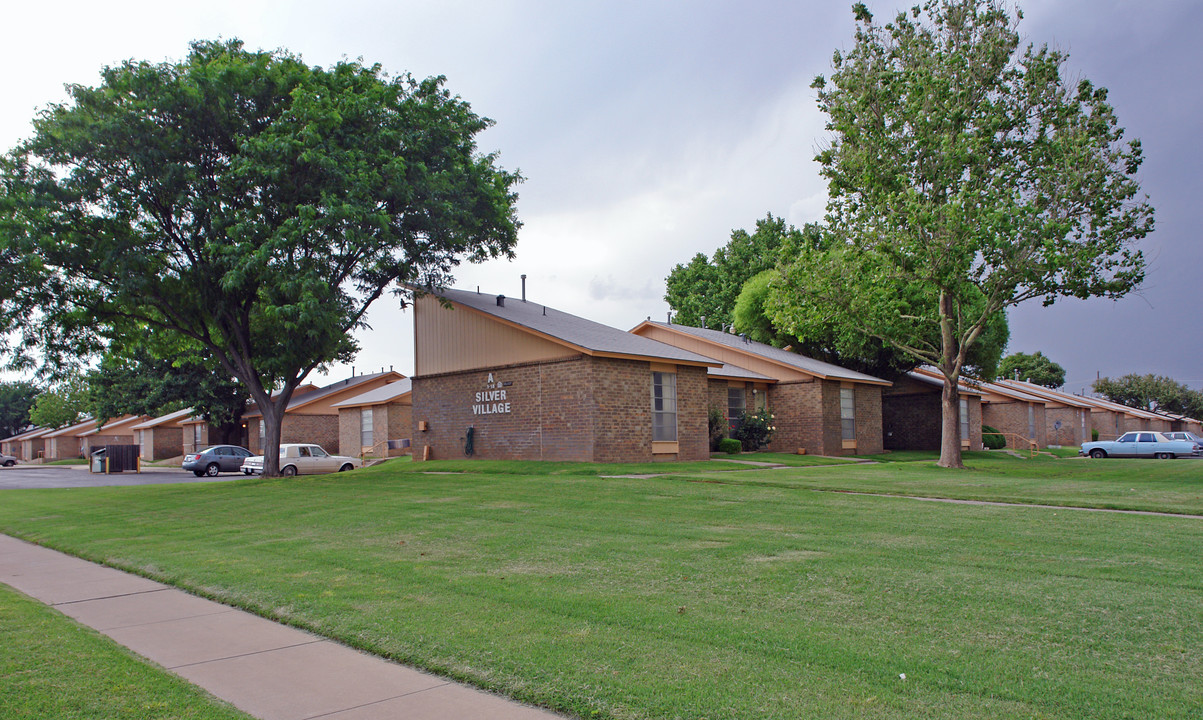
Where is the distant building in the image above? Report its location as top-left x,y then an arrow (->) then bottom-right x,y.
882,371 -> 984,451
629,322 -> 891,456
243,372 -> 404,453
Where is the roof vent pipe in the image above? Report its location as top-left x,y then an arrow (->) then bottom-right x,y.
496,295 -> 505,307
701,315 -> 706,329
521,274 -> 527,302
667,311 -> 672,323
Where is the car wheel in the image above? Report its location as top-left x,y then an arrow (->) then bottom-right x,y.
1089,449 -> 1106,459
1156,452 -> 1173,460
193,470 -> 205,477
339,463 -> 354,472
243,470 -> 252,475
205,463 -> 221,477
282,465 -> 297,477
2,460 -> 14,467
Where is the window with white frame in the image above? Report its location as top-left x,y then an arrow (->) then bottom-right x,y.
193,423 -> 202,450
652,372 -> 677,442
960,398 -> 969,441
1027,405 -> 1035,439
840,388 -> 855,442
727,386 -> 745,433
259,419 -> 265,448
361,407 -> 374,448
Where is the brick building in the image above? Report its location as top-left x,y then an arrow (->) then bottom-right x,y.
971,381 -> 1050,449
410,288 -> 719,462
629,322 -> 890,456
994,379 -> 1096,447
882,371 -> 984,451
332,378 -> 412,457
1,426 -> 50,460
43,418 -> 99,459
131,408 -> 192,461
79,415 -> 146,455
244,372 -> 404,453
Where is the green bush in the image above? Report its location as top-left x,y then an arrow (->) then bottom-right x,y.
733,408 -> 776,451
1091,428 -> 1099,441
708,407 -> 727,451
718,438 -> 742,454
982,425 -> 1006,449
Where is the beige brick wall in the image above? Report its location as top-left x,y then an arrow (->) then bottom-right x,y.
337,404 -> 412,456
983,401 -> 1047,448
411,356 -> 708,463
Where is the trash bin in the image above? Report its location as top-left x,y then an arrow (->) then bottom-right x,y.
90,448 -> 106,473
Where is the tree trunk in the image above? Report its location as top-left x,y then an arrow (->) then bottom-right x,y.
936,290 -> 964,469
937,372 -> 963,469
260,401 -> 283,477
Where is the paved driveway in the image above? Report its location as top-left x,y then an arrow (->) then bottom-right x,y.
0,465 -> 246,490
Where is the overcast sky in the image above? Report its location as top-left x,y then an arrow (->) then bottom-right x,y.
3,0 -> 1199,394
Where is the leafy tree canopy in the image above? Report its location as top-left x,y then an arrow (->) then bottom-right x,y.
87,338 -> 248,433
998,351 -> 1066,388
665,213 -> 809,329
1093,374 -> 1203,418
767,0 -> 1153,468
28,375 -> 89,430
0,380 -> 40,438
0,39 -> 521,474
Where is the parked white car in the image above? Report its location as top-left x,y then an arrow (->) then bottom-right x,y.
240,443 -> 360,476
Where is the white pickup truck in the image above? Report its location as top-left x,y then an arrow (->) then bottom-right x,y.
240,443 -> 360,476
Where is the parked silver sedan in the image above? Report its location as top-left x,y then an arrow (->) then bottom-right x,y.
0,452 -> 17,467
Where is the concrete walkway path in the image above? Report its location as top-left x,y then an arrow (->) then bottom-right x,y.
0,534 -> 563,720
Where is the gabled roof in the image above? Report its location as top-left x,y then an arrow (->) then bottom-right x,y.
42,417 -> 98,439
243,371 -> 404,419
994,379 -> 1103,410
431,287 -> 720,367
132,408 -> 196,430
79,415 -> 145,437
709,363 -> 774,382
903,370 -> 984,397
631,321 -> 890,386
2,426 -> 50,443
911,368 -> 1046,404
331,378 -> 413,408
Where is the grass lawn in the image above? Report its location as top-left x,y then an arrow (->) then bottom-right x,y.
691,452 -> 1203,515
0,456 -> 1200,719
0,584 -> 252,720
43,458 -> 87,466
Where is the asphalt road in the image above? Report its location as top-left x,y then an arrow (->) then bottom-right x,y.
0,464 -> 246,490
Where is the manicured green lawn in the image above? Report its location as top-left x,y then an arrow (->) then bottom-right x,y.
713,451 -> 859,467
693,452 -> 1203,515
0,456 -> 1200,719
0,585 -> 252,720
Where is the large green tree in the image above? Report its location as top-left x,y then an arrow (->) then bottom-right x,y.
28,375 -> 89,430
1093,374 -> 1203,419
664,213 -> 805,329
998,351 -> 1065,388
0,40 -> 520,475
768,1 -> 1153,468
0,381 -> 40,438
87,341 -> 249,443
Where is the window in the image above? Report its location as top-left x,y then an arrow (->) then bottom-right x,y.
652,372 -> 677,442
840,388 -> 855,442
1137,433 -> 1154,443
361,407 -> 374,448
1027,405 -> 1035,439
727,387 -> 745,433
192,424 -> 202,451
959,398 -> 969,441
259,419 -> 265,448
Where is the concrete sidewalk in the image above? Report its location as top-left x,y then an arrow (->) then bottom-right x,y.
0,534 -> 563,720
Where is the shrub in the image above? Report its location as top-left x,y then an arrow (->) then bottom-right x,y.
718,438 -> 742,454
982,425 -> 1006,449
1091,428 -> 1099,441
708,407 -> 727,451
734,408 -> 776,451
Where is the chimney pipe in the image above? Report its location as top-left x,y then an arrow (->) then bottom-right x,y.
701,315 -> 706,329
667,311 -> 672,323
496,294 -> 505,307
521,274 -> 527,302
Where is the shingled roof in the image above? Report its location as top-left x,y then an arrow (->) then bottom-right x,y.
243,371 -> 403,419
432,287 -> 720,367
632,321 -> 890,386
